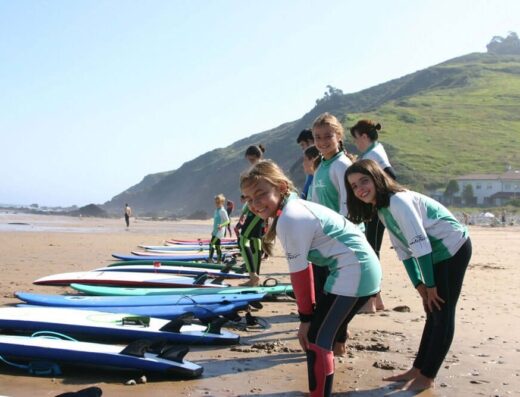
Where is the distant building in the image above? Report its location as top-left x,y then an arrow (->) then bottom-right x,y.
455,170 -> 520,206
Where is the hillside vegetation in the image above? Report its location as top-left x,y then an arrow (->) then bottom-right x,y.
103,50 -> 520,217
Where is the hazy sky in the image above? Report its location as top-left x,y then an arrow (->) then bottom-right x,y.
1,0 -> 519,207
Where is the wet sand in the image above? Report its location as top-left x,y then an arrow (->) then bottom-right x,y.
0,213 -> 519,396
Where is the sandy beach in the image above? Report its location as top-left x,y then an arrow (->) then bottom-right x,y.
0,212 -> 519,397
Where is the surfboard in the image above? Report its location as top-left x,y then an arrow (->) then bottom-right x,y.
71,283 -> 294,297
140,243 -> 238,251
93,264 -> 247,279
0,307 -> 239,345
18,301 -> 248,320
167,238 -> 237,245
15,291 -> 265,307
112,253 -> 225,261
33,271 -> 229,288
0,334 -> 202,378
106,259 -> 245,273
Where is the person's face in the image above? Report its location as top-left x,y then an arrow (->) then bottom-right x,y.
241,179 -> 283,220
351,130 -> 371,153
215,199 -> 223,208
347,172 -> 377,205
313,126 -> 341,160
302,156 -> 315,175
246,155 -> 260,165
299,139 -> 313,151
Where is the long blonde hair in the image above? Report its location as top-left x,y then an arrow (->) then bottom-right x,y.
239,160 -> 297,255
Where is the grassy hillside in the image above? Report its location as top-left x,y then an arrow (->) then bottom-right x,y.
104,53 -> 520,216
344,54 -> 520,190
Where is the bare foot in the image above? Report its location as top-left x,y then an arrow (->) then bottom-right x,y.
333,342 -> 347,357
401,374 -> 434,391
240,275 -> 260,287
383,367 -> 421,382
358,298 -> 377,314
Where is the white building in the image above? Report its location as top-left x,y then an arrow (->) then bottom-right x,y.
455,169 -> 520,206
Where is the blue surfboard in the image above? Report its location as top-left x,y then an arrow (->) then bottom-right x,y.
15,291 -> 265,307
0,334 -> 202,378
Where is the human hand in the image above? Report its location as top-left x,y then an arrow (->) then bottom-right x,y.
416,283 -> 428,313
426,286 -> 445,312
297,322 -> 310,351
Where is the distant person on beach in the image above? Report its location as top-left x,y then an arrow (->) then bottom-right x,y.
310,112 -> 356,356
225,199 -> 235,237
124,204 -> 132,228
208,194 -> 230,263
350,119 -> 396,313
240,160 -> 381,397
297,128 -> 315,199
346,159 -> 472,392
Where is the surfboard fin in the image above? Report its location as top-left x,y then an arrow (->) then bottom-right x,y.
206,317 -> 227,334
157,345 -> 189,363
193,273 -> 208,285
159,318 -> 185,333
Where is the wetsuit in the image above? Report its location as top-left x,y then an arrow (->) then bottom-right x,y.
301,174 -> 314,200
378,191 -> 471,379
277,193 -> 381,397
225,200 -> 234,237
238,204 -> 264,275
209,206 -> 230,263
360,141 -> 396,257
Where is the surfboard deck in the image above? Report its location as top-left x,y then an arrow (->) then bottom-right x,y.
0,306 -> 239,345
71,283 -> 294,297
106,259 -> 245,273
93,264 -> 247,279
33,270 -> 229,288
15,291 -> 265,307
18,301 -> 248,320
0,334 -> 202,378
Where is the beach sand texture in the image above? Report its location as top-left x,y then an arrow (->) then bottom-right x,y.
0,213 -> 519,397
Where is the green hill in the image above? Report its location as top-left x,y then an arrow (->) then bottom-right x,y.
103,50 -> 520,217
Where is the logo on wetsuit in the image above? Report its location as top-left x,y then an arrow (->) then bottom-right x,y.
409,234 -> 427,246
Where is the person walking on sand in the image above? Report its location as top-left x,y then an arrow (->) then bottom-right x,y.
124,204 -> 132,228
240,160 -> 381,397
345,159 -> 472,392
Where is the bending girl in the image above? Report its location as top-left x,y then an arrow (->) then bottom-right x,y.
241,160 -> 381,397
345,159 -> 471,391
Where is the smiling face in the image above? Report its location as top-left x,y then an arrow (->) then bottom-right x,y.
241,179 -> 284,220
313,125 -> 341,160
347,172 -> 377,205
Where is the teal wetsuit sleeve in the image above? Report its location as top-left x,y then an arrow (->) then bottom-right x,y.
416,253 -> 435,287
402,258 -> 423,287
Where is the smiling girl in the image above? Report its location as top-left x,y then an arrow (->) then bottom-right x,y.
345,159 -> 472,392
240,160 -> 381,397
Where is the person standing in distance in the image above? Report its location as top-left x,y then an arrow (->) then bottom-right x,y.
124,204 -> 132,228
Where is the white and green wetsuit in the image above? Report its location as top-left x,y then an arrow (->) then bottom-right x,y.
237,204 -> 264,275
209,206 -> 230,262
277,193 -> 381,397
377,191 -> 468,287
310,151 -> 352,217
377,190 -> 472,379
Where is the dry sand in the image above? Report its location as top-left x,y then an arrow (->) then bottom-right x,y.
0,212 -> 519,397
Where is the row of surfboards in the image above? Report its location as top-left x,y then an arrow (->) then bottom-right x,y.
0,237 -> 293,379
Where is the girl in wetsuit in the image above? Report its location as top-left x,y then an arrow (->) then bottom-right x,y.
240,160 -> 381,397
345,159 -> 471,392
310,112 -> 357,356
208,194 -> 230,263
350,120 -> 396,313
